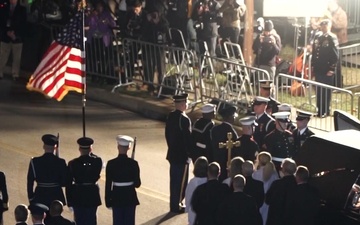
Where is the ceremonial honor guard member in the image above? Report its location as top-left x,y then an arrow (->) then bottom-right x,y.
259,80 -> 279,115
278,103 -> 296,132
292,110 -> 314,155
66,137 -> 102,225
234,116 -> 259,161
105,135 -> 141,225
0,171 -> 9,225
252,96 -> 275,150
210,104 -> 239,182
263,112 -> 295,171
165,94 -> 192,213
27,134 -> 67,211
28,203 -> 49,225
311,18 -> 339,118
190,103 -> 216,162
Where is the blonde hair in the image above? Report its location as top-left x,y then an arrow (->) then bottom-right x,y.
255,152 -> 276,182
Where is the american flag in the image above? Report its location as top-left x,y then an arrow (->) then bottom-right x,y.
27,12 -> 85,101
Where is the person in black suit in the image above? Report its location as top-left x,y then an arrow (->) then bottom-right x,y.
190,103 -> 216,163
0,0 -> 27,81
292,110 -> 314,156
285,165 -> 320,225
311,18 -> 339,118
210,104 -> 239,182
252,96 -> 275,150
242,160 -> 264,210
191,162 -> 231,225
27,134 -> 68,216
165,93 -> 192,213
234,116 -> 259,161
0,171 -> 9,224
66,137 -> 102,225
216,174 -> 263,225
265,158 -> 297,225
47,200 -> 75,225
105,135 -> 141,225
14,204 -> 29,225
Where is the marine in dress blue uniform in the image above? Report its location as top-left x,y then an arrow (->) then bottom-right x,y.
105,135 -> 141,225
28,203 -> 49,225
278,103 -> 296,132
27,134 -> 67,209
252,96 -> 276,150
292,110 -> 314,156
190,103 -> 216,162
210,104 -> 239,182
165,94 -> 192,213
311,18 -> 339,117
263,112 -> 295,171
66,137 -> 102,225
233,116 -> 259,161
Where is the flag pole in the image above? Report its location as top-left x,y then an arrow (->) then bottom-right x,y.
80,0 -> 87,137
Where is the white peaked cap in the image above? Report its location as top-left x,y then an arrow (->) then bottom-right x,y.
116,135 -> 134,146
201,104 -> 216,113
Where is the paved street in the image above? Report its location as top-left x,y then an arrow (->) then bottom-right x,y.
0,79 -> 190,225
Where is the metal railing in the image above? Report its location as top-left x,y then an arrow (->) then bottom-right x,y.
339,43 -> 360,90
275,73 -> 354,132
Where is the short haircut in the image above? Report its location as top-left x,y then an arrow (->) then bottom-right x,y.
208,162 -> 220,178
229,157 -> 244,178
295,165 -> 310,182
50,200 -> 63,216
281,158 -> 297,175
242,160 -> 254,176
15,204 -> 29,222
232,174 -> 246,190
193,156 -> 209,178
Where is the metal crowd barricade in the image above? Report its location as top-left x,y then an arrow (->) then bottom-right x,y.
198,54 -> 270,113
275,73 -> 354,132
111,38 -> 199,104
85,32 -> 122,82
339,43 -> 360,90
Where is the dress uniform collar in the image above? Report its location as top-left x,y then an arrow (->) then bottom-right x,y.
299,127 -> 308,135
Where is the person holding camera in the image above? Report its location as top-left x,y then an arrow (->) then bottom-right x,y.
191,0 -> 220,57
218,0 -> 246,48
252,20 -> 281,80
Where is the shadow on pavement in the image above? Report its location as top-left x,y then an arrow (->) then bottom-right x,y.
140,212 -> 184,225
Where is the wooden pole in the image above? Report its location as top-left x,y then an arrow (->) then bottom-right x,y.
243,0 -> 254,66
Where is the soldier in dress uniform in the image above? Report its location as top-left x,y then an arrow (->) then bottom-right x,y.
0,171 -> 9,225
263,112 -> 295,172
28,203 -> 49,225
210,104 -> 239,182
190,103 -> 216,163
47,200 -> 76,225
252,96 -> 275,150
66,137 -> 102,225
311,18 -> 339,117
278,103 -> 296,132
165,93 -> 192,213
292,110 -> 314,156
105,135 -> 141,225
27,134 -> 67,215
233,116 -> 259,161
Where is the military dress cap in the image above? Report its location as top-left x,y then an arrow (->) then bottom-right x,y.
235,0 -> 244,6
273,111 -> 291,122
201,103 -> 216,114
77,137 -> 94,149
41,134 -> 58,146
253,96 -> 270,105
259,80 -> 272,89
239,116 -> 258,126
278,103 -> 292,112
28,203 -> 49,215
218,104 -> 237,118
173,94 -> 188,102
296,110 -> 313,121
116,135 -> 134,146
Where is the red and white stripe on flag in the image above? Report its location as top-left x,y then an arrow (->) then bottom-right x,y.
26,41 -> 85,101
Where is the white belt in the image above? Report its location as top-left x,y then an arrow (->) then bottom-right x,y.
196,142 -> 206,149
272,157 -> 286,162
112,181 -> 134,187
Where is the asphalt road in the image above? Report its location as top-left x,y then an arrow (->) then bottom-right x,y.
0,79 -> 190,225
